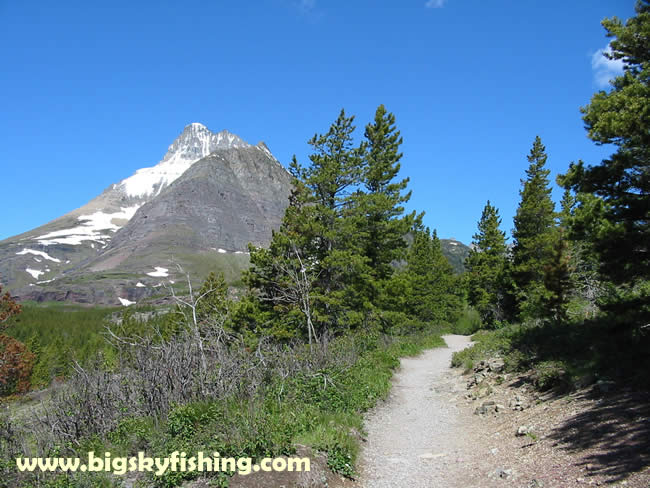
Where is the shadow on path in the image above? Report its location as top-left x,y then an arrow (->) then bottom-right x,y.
547,387 -> 650,483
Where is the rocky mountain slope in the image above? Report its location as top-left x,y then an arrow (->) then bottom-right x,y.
440,239 -> 471,274
0,124 -> 293,305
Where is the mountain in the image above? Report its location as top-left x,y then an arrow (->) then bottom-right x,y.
0,124 -> 293,305
440,239 -> 471,274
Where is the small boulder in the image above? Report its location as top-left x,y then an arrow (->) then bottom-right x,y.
494,468 -> 512,479
474,405 -> 488,416
475,401 -> 497,416
509,394 -> 529,411
516,425 -> 530,436
596,379 -> 616,393
488,358 -> 505,373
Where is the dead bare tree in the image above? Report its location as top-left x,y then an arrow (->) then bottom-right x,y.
165,265 -> 216,396
257,241 -> 321,349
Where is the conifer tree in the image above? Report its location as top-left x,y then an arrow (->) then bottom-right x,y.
247,110 -> 369,338
511,136 -> 557,319
542,230 -> 573,322
196,271 -> 229,324
245,179 -> 321,340
554,187 -> 604,317
298,110 -> 370,328
403,227 -> 462,325
561,1 -> 650,285
358,105 -> 414,287
465,201 -> 509,325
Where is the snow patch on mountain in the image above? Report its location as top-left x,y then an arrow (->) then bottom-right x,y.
256,142 -> 275,160
30,125 -> 278,249
119,151 -> 199,198
146,267 -> 169,277
118,297 -> 136,306
25,268 -> 44,279
36,205 -> 141,246
16,248 -> 62,262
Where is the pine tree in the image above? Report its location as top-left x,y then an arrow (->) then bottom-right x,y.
245,179 -> 321,340
195,271 -> 229,324
465,201 -> 509,326
403,227 -> 462,325
357,105 -> 414,288
247,110 -> 369,339
558,189 -> 575,230
560,1 -> 650,285
542,230 -> 573,322
554,187 -> 604,318
511,136 -> 557,320
298,110 -> 369,329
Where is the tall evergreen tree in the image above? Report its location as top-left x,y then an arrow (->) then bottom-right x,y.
511,136 -> 557,319
350,105 -> 416,308
297,110 -> 370,327
465,201 -> 509,325
247,110 -> 369,338
555,186 -> 604,318
361,105 -> 414,278
245,178 -> 324,340
542,230 -> 573,322
560,1 -> 650,285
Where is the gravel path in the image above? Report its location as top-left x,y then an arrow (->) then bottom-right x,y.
355,334 -> 473,488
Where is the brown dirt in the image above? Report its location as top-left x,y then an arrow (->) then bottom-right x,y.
451,368 -> 650,488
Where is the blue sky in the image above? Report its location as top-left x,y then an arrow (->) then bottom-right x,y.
0,0 -> 634,244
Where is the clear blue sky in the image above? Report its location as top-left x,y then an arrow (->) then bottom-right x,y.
0,0 -> 634,244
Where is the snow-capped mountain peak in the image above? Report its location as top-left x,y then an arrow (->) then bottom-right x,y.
161,123 -> 249,163
119,124 -> 251,199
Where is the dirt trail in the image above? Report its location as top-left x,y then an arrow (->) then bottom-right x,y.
349,334 -> 650,488
355,334 -> 472,488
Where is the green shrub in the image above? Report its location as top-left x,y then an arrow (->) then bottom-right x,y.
451,327 -> 514,369
451,307 -> 482,335
533,361 -> 568,391
107,417 -> 156,452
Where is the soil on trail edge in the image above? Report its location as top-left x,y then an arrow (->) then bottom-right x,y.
355,334 -> 472,488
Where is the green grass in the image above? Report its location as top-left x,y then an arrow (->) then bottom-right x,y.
449,307 -> 482,336
451,326 -> 515,371
175,252 -> 250,287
